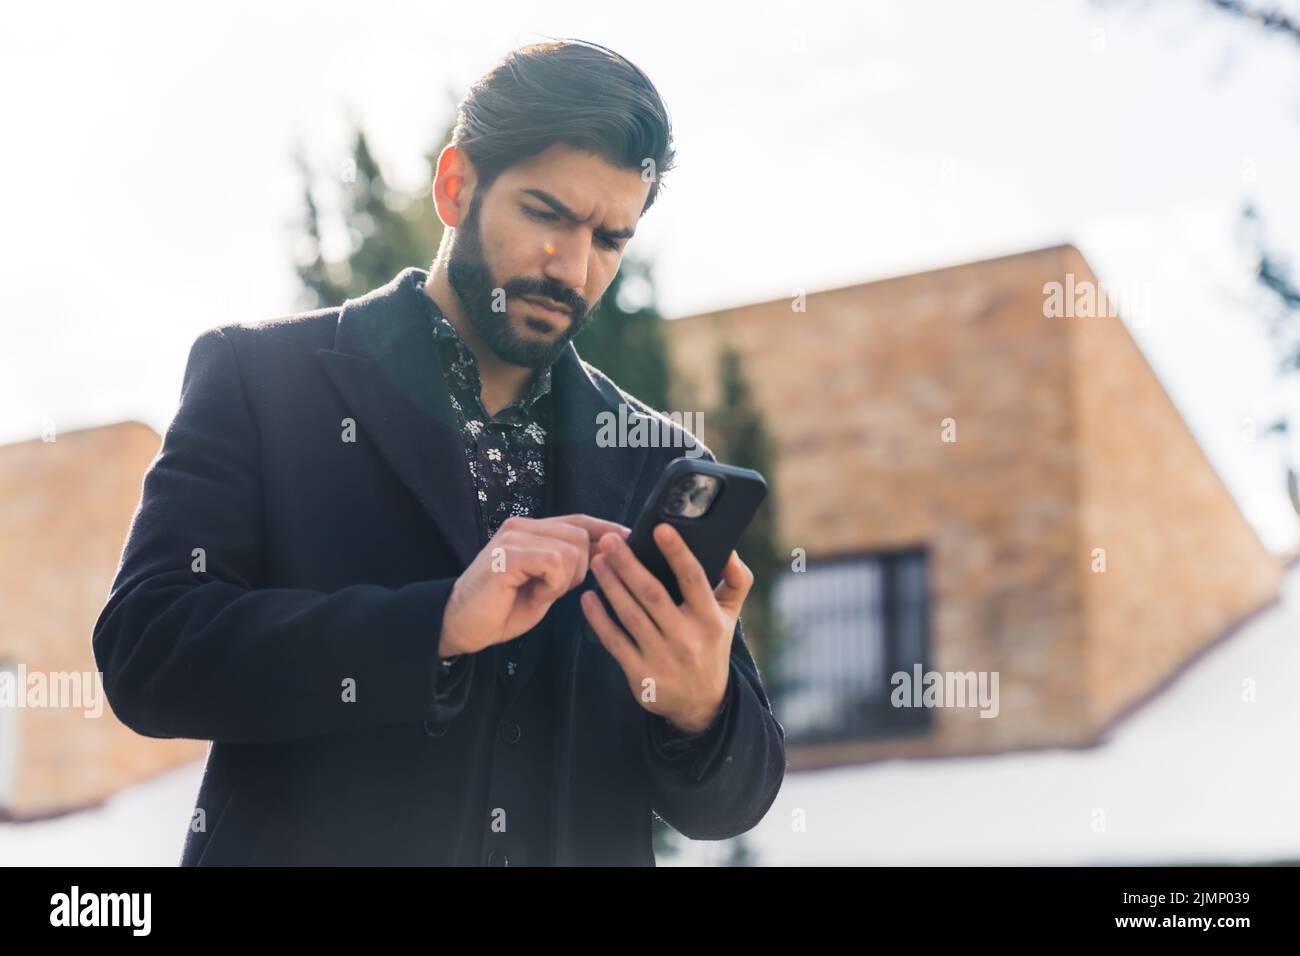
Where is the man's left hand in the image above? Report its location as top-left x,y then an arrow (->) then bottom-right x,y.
580,522 -> 753,734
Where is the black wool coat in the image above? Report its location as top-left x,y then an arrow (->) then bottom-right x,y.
92,266 -> 787,865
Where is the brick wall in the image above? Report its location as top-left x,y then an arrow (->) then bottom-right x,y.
1060,245 -> 1283,731
0,423 -> 206,819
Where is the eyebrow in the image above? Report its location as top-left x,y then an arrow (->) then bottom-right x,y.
520,188 -> 635,241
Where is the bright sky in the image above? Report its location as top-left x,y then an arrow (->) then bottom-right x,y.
3,0 -> 1300,552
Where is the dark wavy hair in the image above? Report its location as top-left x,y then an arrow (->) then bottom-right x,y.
451,38 -> 677,216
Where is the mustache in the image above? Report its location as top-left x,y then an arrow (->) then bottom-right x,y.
502,277 -> 588,319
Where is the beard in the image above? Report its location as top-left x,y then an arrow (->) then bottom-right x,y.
446,192 -> 603,369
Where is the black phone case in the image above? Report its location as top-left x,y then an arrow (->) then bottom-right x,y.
584,457 -> 768,643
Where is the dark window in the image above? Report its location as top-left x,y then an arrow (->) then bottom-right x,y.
771,547 -> 932,743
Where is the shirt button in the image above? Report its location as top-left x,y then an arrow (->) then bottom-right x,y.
500,721 -> 521,745
487,849 -> 509,867
424,718 -> 449,738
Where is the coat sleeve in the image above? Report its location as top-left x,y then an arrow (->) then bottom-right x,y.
92,326 -> 474,744
645,672 -> 732,768
641,611 -> 788,842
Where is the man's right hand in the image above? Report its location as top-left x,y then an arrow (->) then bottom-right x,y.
438,514 -> 632,658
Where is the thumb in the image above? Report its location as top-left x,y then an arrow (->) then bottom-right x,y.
714,551 -> 753,615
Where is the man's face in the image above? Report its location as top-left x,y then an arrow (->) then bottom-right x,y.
446,142 -> 652,369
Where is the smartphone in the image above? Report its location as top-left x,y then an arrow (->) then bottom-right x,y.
583,456 -> 768,642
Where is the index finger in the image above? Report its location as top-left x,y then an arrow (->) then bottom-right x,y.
547,514 -> 632,555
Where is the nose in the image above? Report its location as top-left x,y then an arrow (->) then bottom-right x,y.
542,231 -> 590,295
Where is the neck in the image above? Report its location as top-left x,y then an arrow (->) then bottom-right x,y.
422,265 -> 535,418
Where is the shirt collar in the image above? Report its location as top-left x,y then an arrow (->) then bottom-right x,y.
410,269 -> 553,412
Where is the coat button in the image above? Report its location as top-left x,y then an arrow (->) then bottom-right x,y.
424,718 -> 449,738
500,721 -> 521,745
487,849 -> 509,867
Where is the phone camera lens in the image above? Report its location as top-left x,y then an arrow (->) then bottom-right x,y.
675,476 -> 696,493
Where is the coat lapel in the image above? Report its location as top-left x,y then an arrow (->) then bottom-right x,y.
317,268 -> 480,571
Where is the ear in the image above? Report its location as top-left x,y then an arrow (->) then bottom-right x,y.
432,144 -> 477,229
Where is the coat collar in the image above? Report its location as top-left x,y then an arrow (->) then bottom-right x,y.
315,266 -> 654,573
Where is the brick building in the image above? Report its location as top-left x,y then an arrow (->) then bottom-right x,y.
663,244 -> 1285,771
0,423 -> 206,820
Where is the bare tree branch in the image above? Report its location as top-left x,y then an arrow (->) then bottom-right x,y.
1204,0 -> 1300,45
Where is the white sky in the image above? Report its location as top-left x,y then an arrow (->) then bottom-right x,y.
3,0 -> 1300,552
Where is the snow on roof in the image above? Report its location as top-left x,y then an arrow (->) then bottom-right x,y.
0,757 -> 202,865
665,558 -> 1300,866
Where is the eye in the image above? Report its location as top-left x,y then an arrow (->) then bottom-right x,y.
523,205 -> 622,252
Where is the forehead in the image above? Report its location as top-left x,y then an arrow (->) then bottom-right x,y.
493,143 -> 652,221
